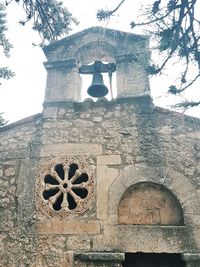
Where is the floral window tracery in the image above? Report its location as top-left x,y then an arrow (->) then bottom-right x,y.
36,157 -> 95,218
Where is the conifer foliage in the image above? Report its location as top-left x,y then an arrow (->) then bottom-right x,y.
16,0 -> 76,44
0,0 -> 75,81
97,0 -> 200,108
0,3 -> 13,80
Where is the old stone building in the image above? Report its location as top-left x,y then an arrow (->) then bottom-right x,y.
0,27 -> 200,267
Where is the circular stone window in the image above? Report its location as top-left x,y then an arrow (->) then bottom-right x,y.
36,157 -> 95,218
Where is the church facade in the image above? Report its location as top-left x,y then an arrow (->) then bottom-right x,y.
0,27 -> 200,267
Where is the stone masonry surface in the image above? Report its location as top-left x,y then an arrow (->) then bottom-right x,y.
1,27 -> 200,267
0,96 -> 200,266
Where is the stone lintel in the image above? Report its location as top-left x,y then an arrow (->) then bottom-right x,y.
43,100 -> 75,109
42,95 -> 153,110
37,220 -> 100,235
74,252 -> 125,262
44,59 -> 76,70
31,143 -> 102,157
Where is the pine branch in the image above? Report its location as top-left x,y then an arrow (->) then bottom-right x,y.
97,0 -> 126,21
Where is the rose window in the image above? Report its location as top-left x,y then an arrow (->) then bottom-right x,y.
36,158 -> 95,217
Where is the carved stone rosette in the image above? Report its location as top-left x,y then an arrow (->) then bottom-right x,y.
36,157 -> 95,218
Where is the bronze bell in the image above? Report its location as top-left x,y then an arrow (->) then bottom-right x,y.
87,72 -> 109,98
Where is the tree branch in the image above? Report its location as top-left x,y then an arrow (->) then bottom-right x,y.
97,0 -> 126,21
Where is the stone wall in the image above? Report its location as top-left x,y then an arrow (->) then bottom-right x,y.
1,96 -> 200,266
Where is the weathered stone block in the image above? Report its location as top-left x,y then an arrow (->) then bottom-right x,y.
31,143 -> 102,157
74,252 -> 125,267
96,155 -> 121,219
5,166 -> 15,177
37,220 -> 101,235
43,107 -> 58,119
97,155 -> 121,166
67,236 -> 91,251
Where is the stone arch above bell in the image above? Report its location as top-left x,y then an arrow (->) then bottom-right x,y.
74,40 -> 117,66
118,182 -> 184,225
42,27 -> 150,103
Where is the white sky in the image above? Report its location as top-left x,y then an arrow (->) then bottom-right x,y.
0,0 -> 200,123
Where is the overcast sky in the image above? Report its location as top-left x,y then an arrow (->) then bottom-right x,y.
0,0 -> 200,123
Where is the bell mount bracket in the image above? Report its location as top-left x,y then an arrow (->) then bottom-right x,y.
79,61 -> 116,75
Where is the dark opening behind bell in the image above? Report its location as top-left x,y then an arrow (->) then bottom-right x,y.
87,72 -> 109,98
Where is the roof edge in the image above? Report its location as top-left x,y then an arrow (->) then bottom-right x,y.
155,106 -> 200,124
0,113 -> 42,132
43,26 -> 149,53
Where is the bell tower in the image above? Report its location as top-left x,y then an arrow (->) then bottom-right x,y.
43,27 -> 150,104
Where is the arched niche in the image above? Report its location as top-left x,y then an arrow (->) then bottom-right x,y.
118,182 -> 184,225
74,41 -> 117,65
74,40 -> 117,99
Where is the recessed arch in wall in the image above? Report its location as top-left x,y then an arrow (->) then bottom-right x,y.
74,41 -> 117,65
75,41 -> 117,100
118,182 -> 184,225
